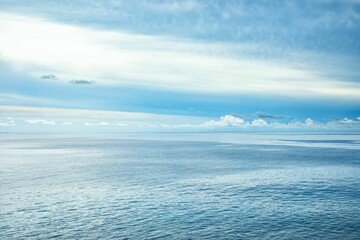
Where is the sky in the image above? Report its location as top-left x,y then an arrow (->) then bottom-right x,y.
0,0 -> 360,132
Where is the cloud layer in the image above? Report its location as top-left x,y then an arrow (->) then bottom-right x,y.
0,3 -> 359,133
0,12 -> 359,99
1,106 -> 359,132
200,115 -> 360,130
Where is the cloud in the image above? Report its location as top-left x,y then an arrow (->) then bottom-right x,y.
25,119 -> 56,125
0,93 -> 49,104
327,117 -> 360,126
201,115 -> 270,128
340,118 -> 354,124
231,112 -> 289,121
187,115 -> 360,130
40,74 -> 57,80
0,105 -> 207,126
114,123 -> 129,127
305,118 -> 314,126
70,79 -> 95,85
0,12 -> 359,99
255,112 -> 286,120
0,93 -> 78,107
2,104 -> 360,131
0,117 -> 15,126
203,115 -> 245,127
251,119 -> 268,127
84,121 -> 109,126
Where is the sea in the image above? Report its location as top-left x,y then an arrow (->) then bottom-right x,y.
1,133 -> 360,239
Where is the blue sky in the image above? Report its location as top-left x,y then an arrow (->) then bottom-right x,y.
0,0 -> 360,132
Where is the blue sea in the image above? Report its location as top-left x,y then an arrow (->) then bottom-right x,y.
1,133 -> 360,239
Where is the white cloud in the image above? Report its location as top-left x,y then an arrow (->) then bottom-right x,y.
114,123 -> 129,127
84,121 -> 109,126
327,117 -> 360,128
0,105 -> 207,125
340,118 -> 354,124
0,12 -> 359,99
0,93 -> 78,107
186,115 -> 360,130
251,119 -> 268,127
0,117 -> 15,126
2,106 -> 360,131
200,115 -> 268,128
203,115 -> 245,127
305,118 -> 314,126
25,119 -> 56,125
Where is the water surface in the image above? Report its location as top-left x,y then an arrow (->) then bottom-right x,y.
1,133 -> 360,239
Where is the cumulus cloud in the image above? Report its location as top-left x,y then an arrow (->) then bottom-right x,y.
201,115 -> 270,128
251,119 -> 268,126
340,118 -> 354,124
327,117 -> 360,127
203,115 -> 245,127
305,118 -> 314,126
40,74 -> 57,80
191,114 -> 360,130
70,79 -> 95,85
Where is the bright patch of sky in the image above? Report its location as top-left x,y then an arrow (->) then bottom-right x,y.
0,0 -> 359,132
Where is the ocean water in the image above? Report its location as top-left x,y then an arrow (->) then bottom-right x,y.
1,133 -> 360,239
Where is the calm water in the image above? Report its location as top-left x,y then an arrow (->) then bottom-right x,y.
1,133 -> 360,239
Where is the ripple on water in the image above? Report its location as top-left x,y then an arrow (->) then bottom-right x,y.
0,134 -> 360,239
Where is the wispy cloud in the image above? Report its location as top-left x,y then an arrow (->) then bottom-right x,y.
232,112 -> 289,121
114,123 -> 128,127
70,79 -> 95,85
0,93 -> 47,104
0,93 -> 85,109
40,74 -> 57,80
254,112 -> 287,120
0,12 -> 359,99
0,105 -> 207,127
25,119 -> 56,125
0,117 -> 15,126
84,121 -> 109,126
